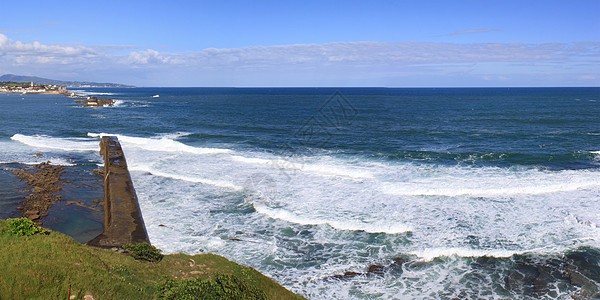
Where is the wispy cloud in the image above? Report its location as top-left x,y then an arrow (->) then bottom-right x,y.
0,33 -> 598,86
0,34 -> 96,60
125,41 -> 598,66
445,29 -> 501,36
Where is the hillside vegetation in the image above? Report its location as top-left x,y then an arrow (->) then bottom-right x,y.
0,218 -> 304,299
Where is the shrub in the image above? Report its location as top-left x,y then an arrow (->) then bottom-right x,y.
123,242 -> 163,262
6,218 -> 50,236
157,274 -> 268,300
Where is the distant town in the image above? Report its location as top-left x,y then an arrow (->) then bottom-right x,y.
0,81 -> 69,95
0,81 -> 115,107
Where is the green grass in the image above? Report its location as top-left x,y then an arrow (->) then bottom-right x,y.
0,219 -> 305,299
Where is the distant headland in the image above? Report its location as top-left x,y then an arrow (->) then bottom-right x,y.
0,74 -> 135,88
0,75 -> 127,107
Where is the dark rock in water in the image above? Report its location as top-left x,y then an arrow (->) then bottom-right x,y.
388,257 -> 406,275
367,264 -> 386,276
563,248 -> 600,298
504,261 -> 542,296
74,96 -> 115,107
403,260 -> 436,271
328,271 -> 363,280
494,250 -> 600,298
328,257 -> 408,281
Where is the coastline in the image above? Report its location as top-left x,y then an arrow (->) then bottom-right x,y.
1,88 -> 116,107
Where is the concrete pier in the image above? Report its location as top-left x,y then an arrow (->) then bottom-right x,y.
87,136 -> 149,247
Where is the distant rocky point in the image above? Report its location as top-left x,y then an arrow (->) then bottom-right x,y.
74,96 -> 115,107
0,74 -> 134,88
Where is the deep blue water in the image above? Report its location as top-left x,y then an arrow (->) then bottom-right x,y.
1,87 -> 599,298
3,88 -> 598,168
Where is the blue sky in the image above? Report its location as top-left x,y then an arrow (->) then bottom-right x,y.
1,0 -> 599,86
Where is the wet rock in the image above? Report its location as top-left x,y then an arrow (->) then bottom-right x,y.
13,162 -> 65,224
388,257 -> 406,275
328,271 -> 363,280
328,257 -> 408,281
563,248 -> 600,297
403,260 -> 436,271
367,264 -> 386,276
75,97 -> 114,107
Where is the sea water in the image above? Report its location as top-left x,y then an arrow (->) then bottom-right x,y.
0,87 -> 599,298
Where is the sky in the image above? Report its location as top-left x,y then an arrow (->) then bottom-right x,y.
0,0 -> 599,87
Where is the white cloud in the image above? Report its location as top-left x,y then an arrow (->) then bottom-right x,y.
128,49 -> 172,64
121,41 -> 600,67
0,33 -> 598,86
0,33 -> 96,58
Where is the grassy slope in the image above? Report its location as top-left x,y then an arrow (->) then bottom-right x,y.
0,220 -> 304,299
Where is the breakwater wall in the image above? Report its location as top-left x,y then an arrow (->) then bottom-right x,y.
87,136 -> 149,247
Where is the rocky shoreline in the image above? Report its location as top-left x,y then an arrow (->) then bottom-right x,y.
12,161 -> 65,224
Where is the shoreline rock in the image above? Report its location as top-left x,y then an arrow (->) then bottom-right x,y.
73,96 -> 115,107
12,161 -> 65,224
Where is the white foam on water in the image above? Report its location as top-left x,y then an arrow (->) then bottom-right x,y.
11,134 -> 98,151
253,202 -> 412,234
129,164 -> 242,190
412,247 -> 521,260
157,132 -> 193,139
111,100 -> 125,107
231,154 -> 374,179
68,90 -> 118,96
381,165 -> 600,197
0,158 -> 76,166
38,131 -> 594,299
88,132 -> 231,155
408,239 -> 597,261
125,141 -> 600,257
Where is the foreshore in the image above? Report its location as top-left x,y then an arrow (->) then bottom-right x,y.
12,161 -> 65,224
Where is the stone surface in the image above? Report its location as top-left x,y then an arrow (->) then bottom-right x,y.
87,136 -> 149,247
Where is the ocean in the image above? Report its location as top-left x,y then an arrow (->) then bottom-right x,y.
1,87 -> 599,298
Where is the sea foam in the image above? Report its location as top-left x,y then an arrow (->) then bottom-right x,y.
252,201 -> 412,234
88,133 -> 231,155
11,134 -> 98,151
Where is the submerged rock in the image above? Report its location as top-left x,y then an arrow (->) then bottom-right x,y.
327,256 -> 408,281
